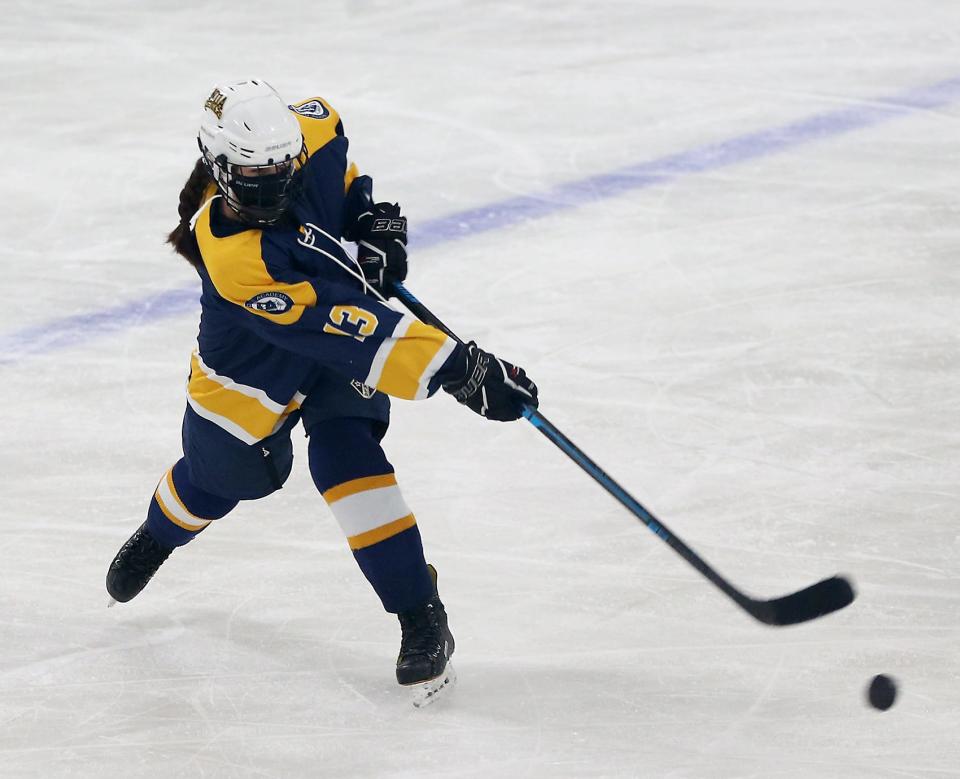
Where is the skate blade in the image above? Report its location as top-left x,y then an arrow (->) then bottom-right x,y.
409,662 -> 457,708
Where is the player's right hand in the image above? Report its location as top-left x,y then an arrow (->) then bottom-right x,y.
441,341 -> 538,421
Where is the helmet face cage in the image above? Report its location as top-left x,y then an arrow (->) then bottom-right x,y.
202,140 -> 308,226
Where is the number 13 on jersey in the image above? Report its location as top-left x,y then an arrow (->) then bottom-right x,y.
324,305 -> 379,342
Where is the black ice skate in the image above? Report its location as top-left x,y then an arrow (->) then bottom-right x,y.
106,522 -> 174,605
396,564 -> 456,707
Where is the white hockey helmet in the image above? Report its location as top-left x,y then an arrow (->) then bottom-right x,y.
197,79 -> 307,225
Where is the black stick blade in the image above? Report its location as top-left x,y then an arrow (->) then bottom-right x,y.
746,576 -> 856,626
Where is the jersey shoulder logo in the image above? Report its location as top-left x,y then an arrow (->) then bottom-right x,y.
290,99 -> 330,120
245,291 -> 294,314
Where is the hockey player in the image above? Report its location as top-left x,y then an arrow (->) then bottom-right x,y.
106,80 -> 537,704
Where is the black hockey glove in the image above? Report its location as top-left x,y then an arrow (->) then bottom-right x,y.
355,202 -> 408,294
442,342 -> 538,422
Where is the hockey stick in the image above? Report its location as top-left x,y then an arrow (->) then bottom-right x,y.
389,280 -> 855,626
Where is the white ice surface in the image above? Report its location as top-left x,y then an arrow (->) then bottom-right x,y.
1,1 -> 959,776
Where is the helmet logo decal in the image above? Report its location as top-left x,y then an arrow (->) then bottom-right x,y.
245,291 -> 294,314
205,88 -> 227,119
290,100 -> 330,120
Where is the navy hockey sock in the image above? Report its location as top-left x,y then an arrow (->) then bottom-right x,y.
308,417 -> 434,613
145,459 -> 238,548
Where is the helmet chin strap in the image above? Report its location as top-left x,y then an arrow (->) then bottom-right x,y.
189,194 -> 221,231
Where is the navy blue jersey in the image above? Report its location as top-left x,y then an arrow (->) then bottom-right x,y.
186,97 -> 458,445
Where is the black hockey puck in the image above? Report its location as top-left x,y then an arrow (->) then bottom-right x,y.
867,674 -> 897,711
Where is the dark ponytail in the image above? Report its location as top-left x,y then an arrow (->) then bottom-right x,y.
167,158 -> 214,268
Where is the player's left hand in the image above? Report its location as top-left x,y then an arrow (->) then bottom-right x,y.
355,202 -> 408,294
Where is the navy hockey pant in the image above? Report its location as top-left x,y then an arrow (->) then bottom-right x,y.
144,415 -> 434,613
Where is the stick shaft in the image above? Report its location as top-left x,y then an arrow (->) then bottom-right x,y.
391,282 -> 740,593
388,281 -> 853,625
520,406 -> 751,607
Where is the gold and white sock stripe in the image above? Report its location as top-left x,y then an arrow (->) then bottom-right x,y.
154,468 -> 212,532
322,473 -> 416,550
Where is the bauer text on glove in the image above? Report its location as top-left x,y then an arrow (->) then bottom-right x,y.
354,202 -> 408,294
441,342 -> 538,421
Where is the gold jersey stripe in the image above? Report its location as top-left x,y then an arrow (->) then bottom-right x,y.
347,513 -> 417,550
187,353 -> 300,442
344,161 -> 360,193
194,183 -> 316,326
376,320 -> 451,400
291,98 -> 341,156
289,99 -> 357,192
322,473 -> 398,505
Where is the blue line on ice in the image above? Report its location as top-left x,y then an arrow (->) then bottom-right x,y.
3,75 -> 960,366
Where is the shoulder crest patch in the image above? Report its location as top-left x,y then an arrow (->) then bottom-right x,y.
245,291 -> 294,314
290,99 -> 331,120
